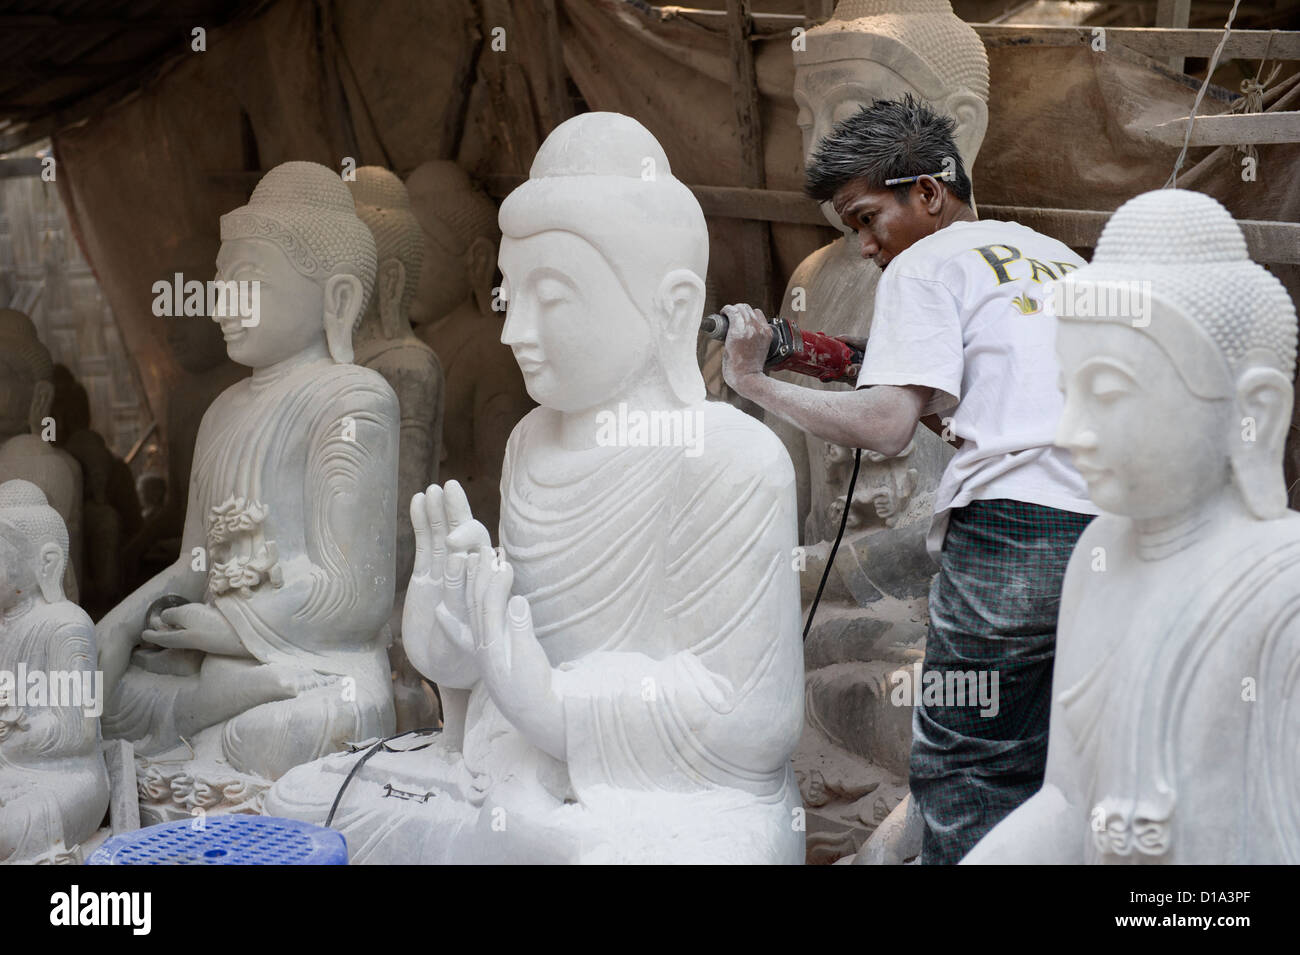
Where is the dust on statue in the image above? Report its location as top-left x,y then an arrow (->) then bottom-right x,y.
268,113 -> 807,864
95,162 -> 400,824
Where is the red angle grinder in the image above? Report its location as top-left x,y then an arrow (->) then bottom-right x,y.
699,312 -> 863,384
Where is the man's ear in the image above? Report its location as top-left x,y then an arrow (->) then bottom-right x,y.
29,379 -> 53,436
378,258 -> 406,340
1231,365 -> 1293,519
35,540 -> 65,603
468,236 -> 497,315
653,269 -> 706,405
323,273 -> 364,363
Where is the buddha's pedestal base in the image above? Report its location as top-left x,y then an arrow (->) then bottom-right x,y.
133,724 -> 271,826
268,731 -> 804,864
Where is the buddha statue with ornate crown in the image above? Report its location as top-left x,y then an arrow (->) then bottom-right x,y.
964,189 -> 1300,864
0,480 -> 109,864
0,310 -> 84,603
405,160 -> 533,539
348,166 -> 445,732
269,114 -> 805,864
95,161 -> 400,823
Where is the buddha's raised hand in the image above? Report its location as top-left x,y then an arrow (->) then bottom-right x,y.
457,545 -> 565,762
404,481 -> 491,689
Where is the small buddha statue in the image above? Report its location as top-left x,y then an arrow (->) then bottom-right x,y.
269,114 -> 806,864
405,160 -> 533,538
348,166 -> 445,732
95,161 -> 400,821
0,310 -> 84,603
0,480 -> 110,864
964,189 -> 1300,864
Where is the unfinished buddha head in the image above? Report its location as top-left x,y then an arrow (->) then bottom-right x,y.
217,161 -> 377,367
0,310 -> 54,442
797,0 -> 989,232
497,112 -> 708,413
1055,189 -> 1298,524
349,166 -> 424,340
405,160 -> 499,325
0,479 -> 69,608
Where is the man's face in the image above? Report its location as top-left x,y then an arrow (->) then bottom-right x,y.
794,59 -> 917,234
832,178 -> 935,271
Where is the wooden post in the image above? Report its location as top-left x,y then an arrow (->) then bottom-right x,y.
724,0 -> 775,315
1155,0 -> 1192,74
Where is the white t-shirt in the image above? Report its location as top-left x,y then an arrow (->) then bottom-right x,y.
855,218 -> 1099,557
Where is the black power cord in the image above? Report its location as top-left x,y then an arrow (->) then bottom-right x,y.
325,726 -> 441,828
802,447 -> 862,642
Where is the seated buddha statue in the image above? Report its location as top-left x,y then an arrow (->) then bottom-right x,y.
964,189 -> 1300,864
0,311 -> 83,603
0,480 -> 110,864
268,113 -> 806,864
95,161 -> 400,821
347,166 -> 445,732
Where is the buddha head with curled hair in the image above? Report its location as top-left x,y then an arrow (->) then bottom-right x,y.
497,112 -> 709,413
796,0 -> 989,232
1054,189 -> 1299,524
0,479 -> 70,608
216,161 -> 377,368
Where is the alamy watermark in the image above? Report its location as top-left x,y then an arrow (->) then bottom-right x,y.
152,273 -> 261,327
0,664 -> 103,719
595,402 -> 704,458
889,660 -> 1000,718
1050,279 -> 1152,328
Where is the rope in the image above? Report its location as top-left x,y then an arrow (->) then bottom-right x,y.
1165,0 -> 1246,189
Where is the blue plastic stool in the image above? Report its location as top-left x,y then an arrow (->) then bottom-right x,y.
86,815 -> 347,865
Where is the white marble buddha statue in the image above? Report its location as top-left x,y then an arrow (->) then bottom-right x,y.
269,113 -> 806,864
348,166 -> 445,732
0,310 -> 83,603
405,160 -> 533,538
964,189 -> 1300,865
95,161 -> 400,820
0,480 -> 109,864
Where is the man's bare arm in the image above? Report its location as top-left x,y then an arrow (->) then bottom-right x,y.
732,373 -> 927,458
721,303 -> 925,456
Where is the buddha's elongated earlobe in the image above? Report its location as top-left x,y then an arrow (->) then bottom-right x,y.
1230,366 -> 1293,519
35,540 -> 65,603
323,273 -> 364,364
653,269 -> 707,405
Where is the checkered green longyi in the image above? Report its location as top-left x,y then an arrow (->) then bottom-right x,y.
910,498 -> 1094,865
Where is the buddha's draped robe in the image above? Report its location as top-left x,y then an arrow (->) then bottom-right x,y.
102,358 -> 398,780
269,400 -> 805,864
1059,515 -> 1300,864
0,602 -> 109,862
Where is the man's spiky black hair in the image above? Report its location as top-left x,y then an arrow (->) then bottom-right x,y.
804,94 -> 972,206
